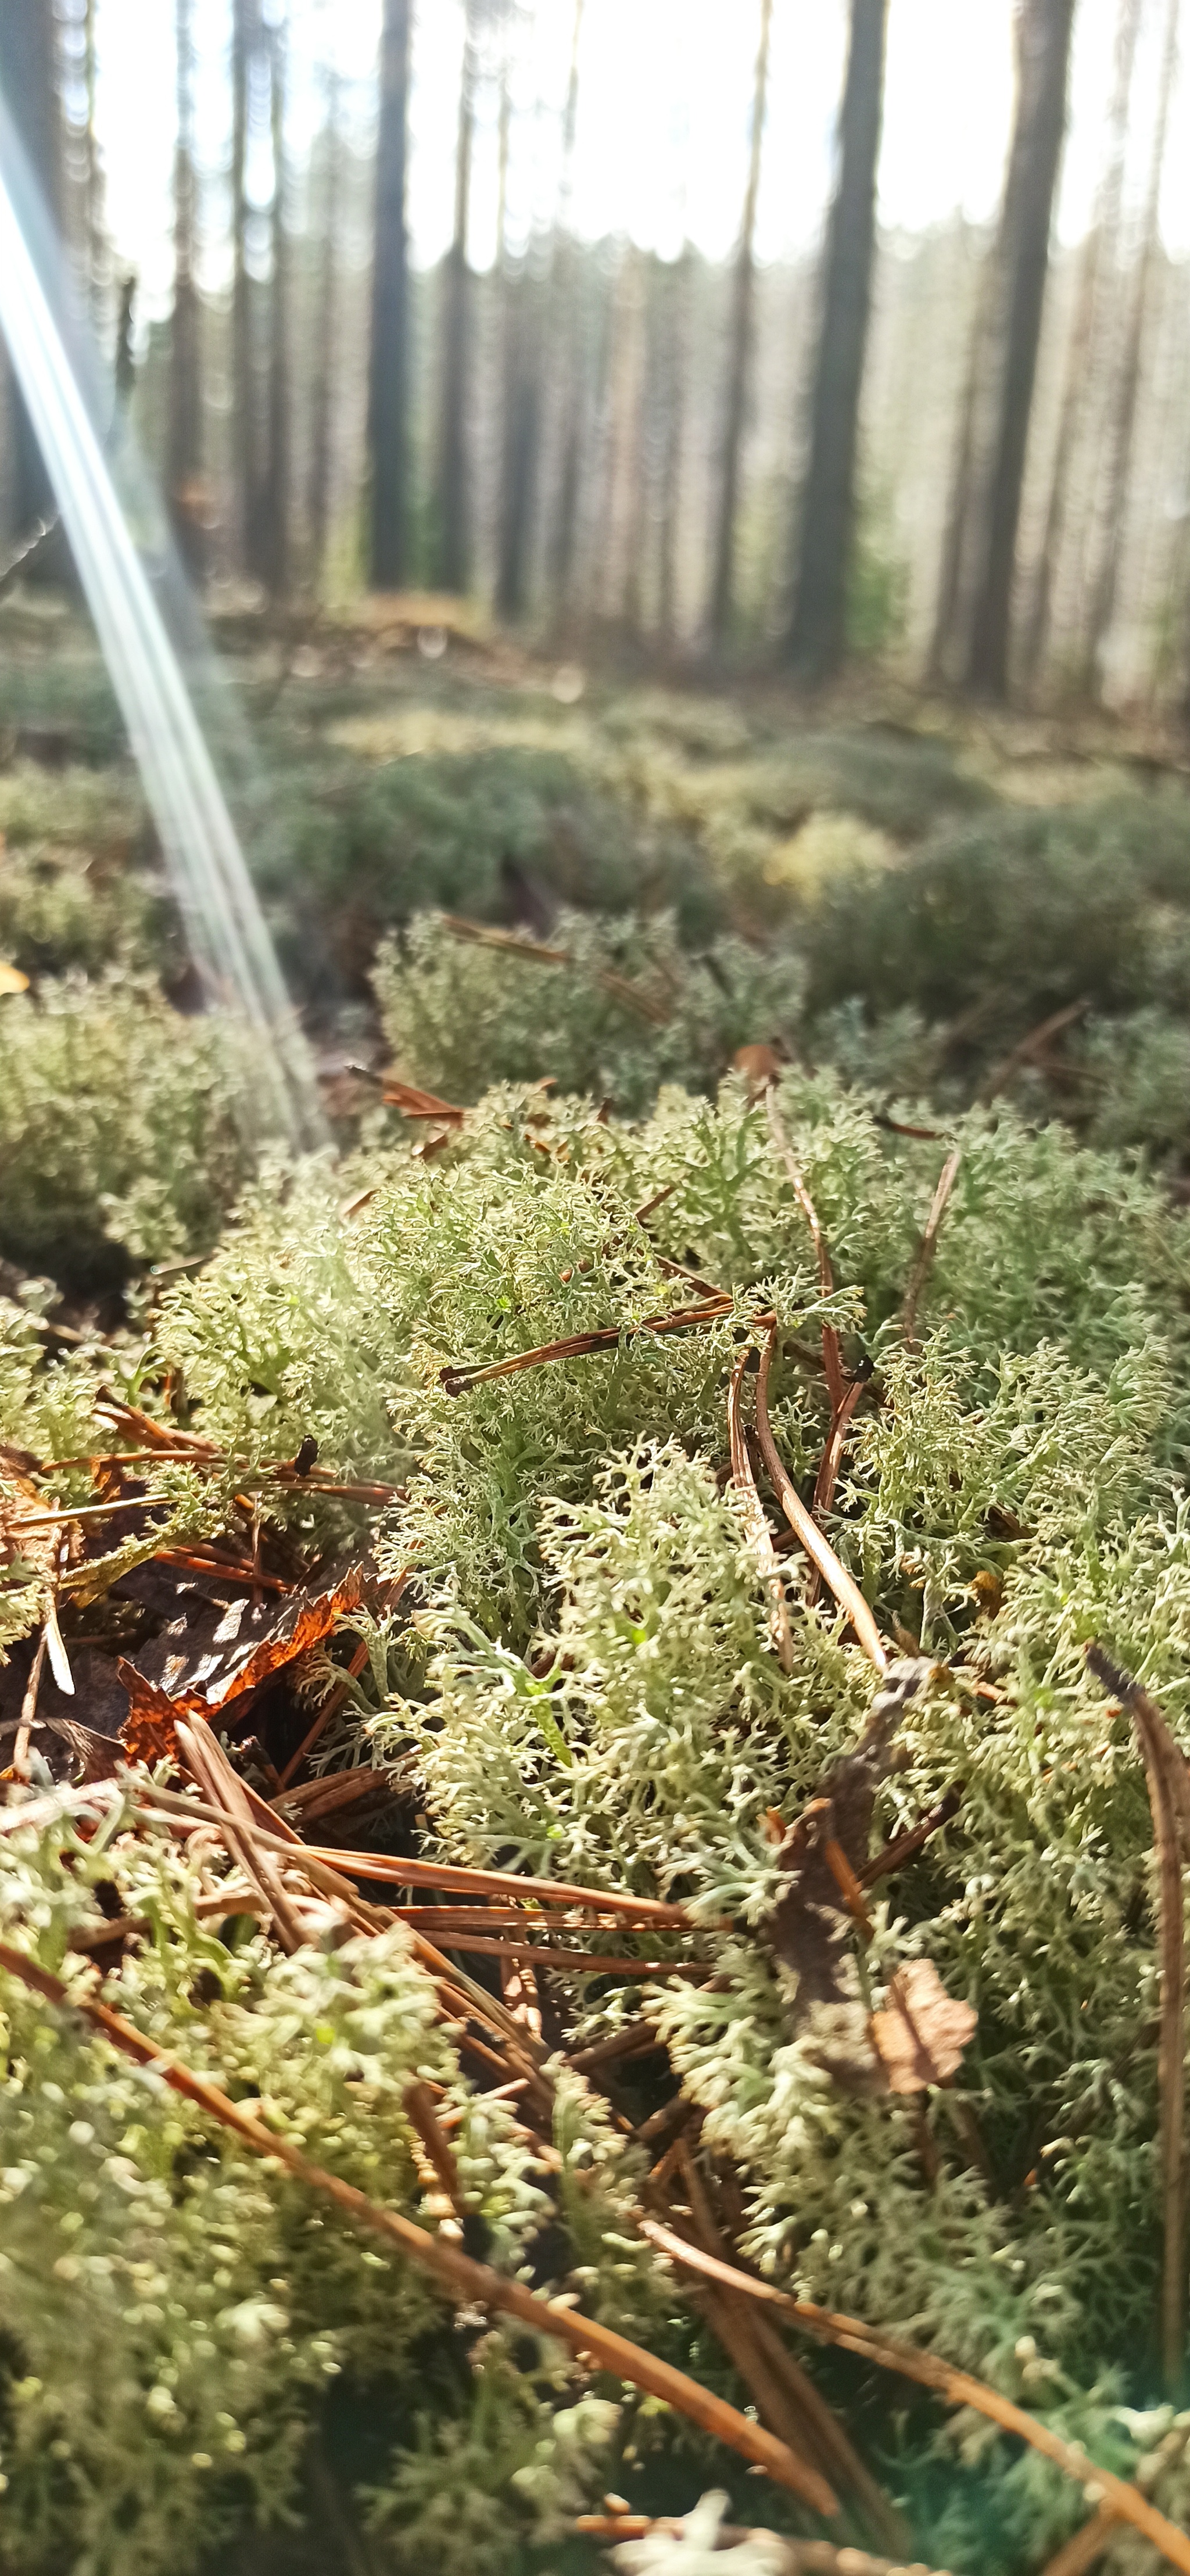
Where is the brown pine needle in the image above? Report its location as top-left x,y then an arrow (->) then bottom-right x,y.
902,1148 -> 962,1348
0,1937 -> 834,2516
727,1347 -> 795,1672
766,1090 -> 845,1415
1037,2509 -> 1120,2576
12,1631 -> 48,1783
1086,1644 -> 1187,2389
754,1330 -> 888,1671
275,1636 -> 373,1792
640,2222 -> 1190,2576
440,1298 -> 734,1393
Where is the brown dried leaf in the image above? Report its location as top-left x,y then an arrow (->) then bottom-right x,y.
869,1959 -> 977,2094
117,1563 -> 367,1762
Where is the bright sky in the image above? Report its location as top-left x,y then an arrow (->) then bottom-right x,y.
92,0 -> 1190,324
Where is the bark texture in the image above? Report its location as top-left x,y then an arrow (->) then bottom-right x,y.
368,0 -> 412,589
785,0 -> 888,680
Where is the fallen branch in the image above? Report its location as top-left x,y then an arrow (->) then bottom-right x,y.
640,2223 -> 1190,2576
439,914 -> 672,1027
0,1938 -> 835,2514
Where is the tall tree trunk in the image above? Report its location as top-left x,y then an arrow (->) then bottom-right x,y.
231,0 -> 261,576
657,246 -> 691,646
1083,0 -> 1180,693
368,0 -> 412,590
262,5 -> 290,599
496,273 -> 540,620
545,0 -> 586,613
169,0 -> 205,576
927,226 -> 994,681
707,0 -> 772,651
307,62 -> 341,590
0,0 -> 60,533
436,0 -> 479,593
1020,0 -> 1141,689
784,0 -> 888,680
938,0 -> 1077,698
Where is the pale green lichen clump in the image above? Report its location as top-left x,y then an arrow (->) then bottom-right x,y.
7,1067 -> 1190,2568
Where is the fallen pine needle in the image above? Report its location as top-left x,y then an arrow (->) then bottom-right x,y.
0,1937 -> 835,2515
754,1328 -> 888,1672
640,2223 -> 1190,2576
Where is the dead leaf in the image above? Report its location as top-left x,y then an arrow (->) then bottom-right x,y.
732,1043 -> 784,1099
869,1959 -> 977,2094
117,1561 -> 367,1763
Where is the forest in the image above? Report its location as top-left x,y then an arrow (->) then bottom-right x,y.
6,5 -> 1190,2576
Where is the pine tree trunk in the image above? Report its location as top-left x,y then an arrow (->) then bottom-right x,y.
784,0 -> 888,679
1082,0 -> 1180,694
0,0 -> 60,533
496,272 -> 540,621
307,65 -> 340,590
956,0 -> 1078,698
262,6 -> 291,600
707,0 -> 772,652
169,0 -> 205,577
657,247 -> 691,646
436,1 -> 479,594
1020,0 -> 1141,690
544,0 -> 586,615
231,0 -> 261,576
368,0 -> 412,590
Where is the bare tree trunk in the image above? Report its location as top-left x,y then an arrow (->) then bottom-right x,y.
0,0 -> 60,533
368,0 -> 411,589
657,246 -> 691,646
262,5 -> 291,599
784,0 -> 888,680
544,0 -> 586,614
1020,0 -> 1141,690
949,0 -> 1077,698
436,0 -> 480,593
82,0 -> 105,325
1083,0 -> 1180,694
231,0 -> 262,576
307,61 -> 341,590
707,0 -> 772,651
928,226 -> 995,682
496,271 -> 540,621
169,0 -> 205,576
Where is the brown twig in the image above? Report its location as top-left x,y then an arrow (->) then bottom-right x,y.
727,1349 -> 795,1673
1086,1644 -> 1187,2388
403,2079 -> 466,2216
902,1149 -> 962,1348
860,1787 -> 965,1888
640,2223 -> 1190,2576
440,1298 -> 735,1394
754,1330 -> 888,1672
766,1090 -> 845,1416
0,1936 -> 833,2514
978,998 -> 1089,1106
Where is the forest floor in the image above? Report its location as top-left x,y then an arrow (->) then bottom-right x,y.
8,600 -> 1190,2575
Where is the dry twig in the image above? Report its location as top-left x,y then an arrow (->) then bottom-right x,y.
727,1347 -> 795,1672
